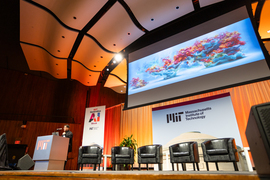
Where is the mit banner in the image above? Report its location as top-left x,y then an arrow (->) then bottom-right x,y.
152,93 -> 243,147
82,105 -> 106,147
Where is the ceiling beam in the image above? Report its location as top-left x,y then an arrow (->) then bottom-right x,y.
67,0 -> 117,80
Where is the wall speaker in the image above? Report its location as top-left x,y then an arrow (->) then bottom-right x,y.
17,154 -> 35,170
246,102 -> 270,176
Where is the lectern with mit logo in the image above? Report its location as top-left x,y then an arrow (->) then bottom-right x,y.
33,135 -> 69,170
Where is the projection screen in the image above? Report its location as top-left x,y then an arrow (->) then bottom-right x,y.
125,5 -> 270,110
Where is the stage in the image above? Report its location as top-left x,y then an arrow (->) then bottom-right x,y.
0,170 -> 260,180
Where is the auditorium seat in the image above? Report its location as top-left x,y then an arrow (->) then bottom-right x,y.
77,145 -> 102,171
111,146 -> 134,171
169,141 -> 200,171
138,144 -> 163,171
201,138 -> 239,171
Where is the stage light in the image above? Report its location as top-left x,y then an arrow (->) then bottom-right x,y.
114,54 -> 123,62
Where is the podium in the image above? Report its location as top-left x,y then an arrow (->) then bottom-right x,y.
33,135 -> 69,170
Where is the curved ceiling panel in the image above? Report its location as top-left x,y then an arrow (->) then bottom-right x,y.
104,75 -> 126,88
109,85 -> 126,94
199,0 -> 224,8
20,0 -> 78,57
73,37 -> 114,71
110,58 -> 127,82
125,0 -> 194,31
71,61 -> 100,86
33,0 -> 108,30
87,2 -> 145,52
20,43 -> 67,79
258,0 -> 270,39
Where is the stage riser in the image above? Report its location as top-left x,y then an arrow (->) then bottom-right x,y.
0,171 -> 260,180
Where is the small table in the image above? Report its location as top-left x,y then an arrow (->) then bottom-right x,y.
239,147 -> 253,172
103,154 -> 111,171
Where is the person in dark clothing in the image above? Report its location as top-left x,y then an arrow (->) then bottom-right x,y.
62,124 -> 73,152
62,124 -> 73,169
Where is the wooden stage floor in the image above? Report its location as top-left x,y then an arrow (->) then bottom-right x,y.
0,170 -> 262,180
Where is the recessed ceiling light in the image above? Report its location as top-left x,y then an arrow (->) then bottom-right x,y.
121,90 -> 123,92
94,65 -> 96,67
62,36 -> 65,38
128,32 -> 131,35
100,56 -> 103,58
56,63 -> 58,65
267,30 -> 270,33
57,50 -> 60,52
151,18 -> 154,21
113,60 -> 116,63
106,68 -> 109,71
89,75 -> 91,76
176,6 -> 179,9
115,54 -> 123,62
73,16 -> 77,19
57,73 -> 59,75
113,44 -> 116,46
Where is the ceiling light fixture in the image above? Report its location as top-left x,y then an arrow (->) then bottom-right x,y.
113,60 -> 116,63
114,53 -> 123,62
106,68 -> 109,71
267,30 -> 270,33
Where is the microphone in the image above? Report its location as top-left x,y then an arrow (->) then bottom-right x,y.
56,128 -> 62,131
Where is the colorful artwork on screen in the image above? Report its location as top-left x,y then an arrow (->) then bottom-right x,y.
128,18 -> 265,95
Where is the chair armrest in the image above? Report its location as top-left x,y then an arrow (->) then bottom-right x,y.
228,138 -> 239,161
201,141 -> 210,162
78,146 -> 83,164
156,145 -> 163,163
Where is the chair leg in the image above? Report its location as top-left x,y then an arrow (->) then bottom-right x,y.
171,163 -> 174,171
233,162 -> 239,171
98,164 -> 100,171
206,162 -> 209,171
215,162 -> 219,171
131,164 -> 133,171
112,164 -> 115,171
158,163 -> 162,171
93,164 -> 96,171
193,163 -> 195,171
181,163 -> 186,171
196,163 -> 200,171
146,164 -> 149,171
138,163 -> 141,171
77,164 -> 80,170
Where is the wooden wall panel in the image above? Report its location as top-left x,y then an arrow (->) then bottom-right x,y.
0,120 -> 82,170
88,86 -> 126,108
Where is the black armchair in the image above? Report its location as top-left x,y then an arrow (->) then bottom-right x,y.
169,141 -> 199,171
111,146 -> 134,171
138,144 -> 163,171
201,138 -> 239,171
77,145 -> 102,171
0,133 -> 12,170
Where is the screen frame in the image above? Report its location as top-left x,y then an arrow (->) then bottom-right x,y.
124,0 -> 270,110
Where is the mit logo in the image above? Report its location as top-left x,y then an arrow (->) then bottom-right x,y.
167,112 -> 183,123
36,140 -> 50,150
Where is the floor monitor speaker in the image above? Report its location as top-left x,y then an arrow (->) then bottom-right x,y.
17,154 -> 35,170
246,102 -> 270,177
